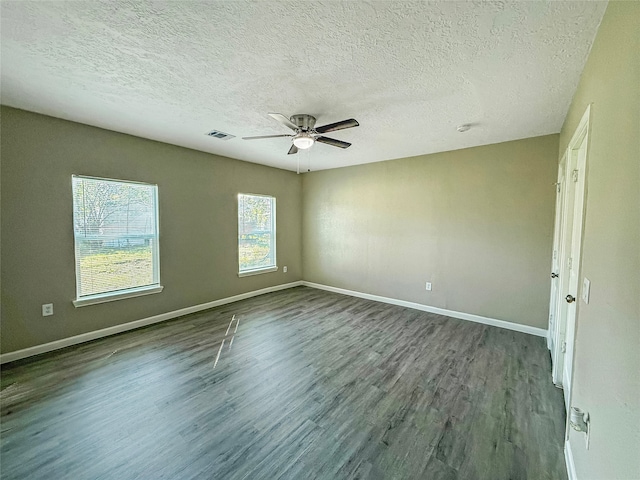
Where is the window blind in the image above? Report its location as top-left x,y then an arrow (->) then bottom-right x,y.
72,175 -> 160,299
238,194 -> 276,273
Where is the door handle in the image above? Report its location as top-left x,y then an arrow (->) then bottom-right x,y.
551,273 -> 559,278
565,295 -> 576,303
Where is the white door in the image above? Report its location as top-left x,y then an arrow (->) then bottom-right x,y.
550,105 -> 591,409
562,127 -> 589,408
549,156 -> 566,385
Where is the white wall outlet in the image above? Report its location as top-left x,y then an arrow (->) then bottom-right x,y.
426,282 -> 432,291
582,277 -> 591,304
283,266 -> 288,273
42,303 -> 54,316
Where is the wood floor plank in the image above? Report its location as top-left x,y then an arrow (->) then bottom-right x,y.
0,286 -> 567,479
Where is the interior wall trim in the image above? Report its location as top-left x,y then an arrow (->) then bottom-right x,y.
1,279 -> 548,364
0,281 -> 304,365
302,281 -> 548,338
565,440 -> 578,480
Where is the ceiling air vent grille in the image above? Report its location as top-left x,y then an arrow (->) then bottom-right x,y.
205,129 -> 235,140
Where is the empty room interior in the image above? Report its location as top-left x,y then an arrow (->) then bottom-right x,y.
1,1 -> 638,479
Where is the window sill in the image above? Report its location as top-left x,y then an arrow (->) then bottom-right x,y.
238,266 -> 278,277
73,285 -> 164,307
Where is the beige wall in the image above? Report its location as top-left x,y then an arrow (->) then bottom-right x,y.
302,135 -> 559,328
559,2 -> 640,479
0,107 -> 302,354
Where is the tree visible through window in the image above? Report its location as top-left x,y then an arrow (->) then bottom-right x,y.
72,175 -> 160,299
238,194 -> 276,274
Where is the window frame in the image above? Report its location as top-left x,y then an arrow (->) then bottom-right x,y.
71,175 -> 163,307
237,193 -> 277,277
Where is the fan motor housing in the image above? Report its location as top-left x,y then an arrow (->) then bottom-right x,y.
290,114 -> 316,131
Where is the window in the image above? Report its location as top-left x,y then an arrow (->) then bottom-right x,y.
72,175 -> 162,306
238,193 -> 276,276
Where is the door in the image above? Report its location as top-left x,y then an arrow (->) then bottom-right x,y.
549,105 -> 590,409
562,127 -> 589,408
549,156 -> 566,385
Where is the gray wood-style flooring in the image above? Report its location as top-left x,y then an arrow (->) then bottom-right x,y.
1,287 -> 567,479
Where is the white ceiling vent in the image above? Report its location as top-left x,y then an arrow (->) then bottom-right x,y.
206,129 -> 235,140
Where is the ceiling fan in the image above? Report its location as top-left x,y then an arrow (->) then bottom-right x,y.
242,113 -> 359,155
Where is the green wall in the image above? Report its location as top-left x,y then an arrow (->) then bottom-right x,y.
0,106 -> 302,354
559,2 -> 640,478
302,134 -> 559,329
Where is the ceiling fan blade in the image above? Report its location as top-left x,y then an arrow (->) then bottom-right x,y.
315,118 -> 359,134
242,134 -> 292,140
288,144 -> 299,155
268,113 -> 298,131
316,136 -> 352,149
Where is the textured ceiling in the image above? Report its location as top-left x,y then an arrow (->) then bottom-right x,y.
1,1 -> 607,172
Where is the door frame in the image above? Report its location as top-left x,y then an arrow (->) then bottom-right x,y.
549,104 -> 591,410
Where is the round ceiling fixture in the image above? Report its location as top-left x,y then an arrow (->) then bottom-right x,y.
292,132 -> 315,149
457,124 -> 471,133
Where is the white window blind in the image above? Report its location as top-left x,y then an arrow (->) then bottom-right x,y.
72,175 -> 160,301
238,194 -> 276,274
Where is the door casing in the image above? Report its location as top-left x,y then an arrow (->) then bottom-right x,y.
548,104 -> 591,411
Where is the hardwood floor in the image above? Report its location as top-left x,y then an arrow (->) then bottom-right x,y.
0,287 -> 567,479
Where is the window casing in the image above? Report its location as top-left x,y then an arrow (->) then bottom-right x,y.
238,193 -> 277,276
72,175 -> 162,306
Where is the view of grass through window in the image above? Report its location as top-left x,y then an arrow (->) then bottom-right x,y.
77,245 -> 154,295
73,176 -> 159,298
238,194 -> 275,272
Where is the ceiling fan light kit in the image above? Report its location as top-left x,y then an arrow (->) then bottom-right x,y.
292,132 -> 315,150
243,113 -> 359,155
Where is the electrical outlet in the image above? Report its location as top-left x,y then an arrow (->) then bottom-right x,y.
425,282 -> 432,291
42,303 -> 54,316
283,266 -> 288,273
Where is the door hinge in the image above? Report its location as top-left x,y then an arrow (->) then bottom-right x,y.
568,257 -> 573,270
572,169 -> 579,182
553,249 -> 557,260
561,341 -> 567,353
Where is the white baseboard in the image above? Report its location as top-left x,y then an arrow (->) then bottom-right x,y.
302,281 -> 548,338
0,281 -> 303,364
1,280 -> 547,364
565,440 -> 577,480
